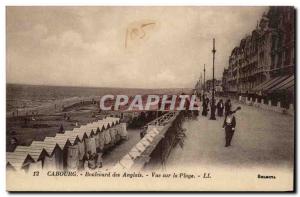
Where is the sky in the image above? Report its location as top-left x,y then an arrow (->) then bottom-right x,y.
6,6 -> 267,88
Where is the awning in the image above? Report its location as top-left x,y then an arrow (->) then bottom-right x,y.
254,76 -> 290,93
252,77 -> 279,92
266,75 -> 294,93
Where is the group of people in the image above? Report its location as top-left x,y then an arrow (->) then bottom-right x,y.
200,94 -> 240,148
201,96 -> 232,118
83,151 -> 103,169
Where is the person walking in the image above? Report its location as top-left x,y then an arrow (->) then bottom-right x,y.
222,110 -> 236,147
210,98 -> 216,118
217,99 -> 224,117
202,97 -> 209,116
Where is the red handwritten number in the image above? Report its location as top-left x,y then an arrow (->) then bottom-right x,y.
33,171 -> 39,176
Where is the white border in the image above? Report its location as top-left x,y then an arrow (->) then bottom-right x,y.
0,0 -> 298,196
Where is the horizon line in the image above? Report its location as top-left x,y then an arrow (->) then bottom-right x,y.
6,82 -> 193,90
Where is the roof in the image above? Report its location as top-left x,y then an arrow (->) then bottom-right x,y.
13,145 -> 46,161
7,152 -> 34,170
7,153 -> 31,170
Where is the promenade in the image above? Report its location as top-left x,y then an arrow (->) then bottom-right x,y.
166,101 -> 294,170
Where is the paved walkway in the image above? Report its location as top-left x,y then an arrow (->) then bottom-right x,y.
166,102 -> 294,170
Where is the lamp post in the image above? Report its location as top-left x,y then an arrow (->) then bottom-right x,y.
203,64 -> 206,92
210,38 -> 216,120
202,64 -> 206,102
200,73 -> 202,92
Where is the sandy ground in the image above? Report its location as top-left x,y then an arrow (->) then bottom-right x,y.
166,101 -> 294,170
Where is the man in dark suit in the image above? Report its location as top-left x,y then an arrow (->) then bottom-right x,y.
222,110 -> 236,147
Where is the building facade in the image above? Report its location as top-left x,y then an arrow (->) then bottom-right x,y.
222,6 -> 295,96
206,79 -> 222,93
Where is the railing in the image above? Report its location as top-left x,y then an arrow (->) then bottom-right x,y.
111,111 -> 184,171
238,96 -> 294,116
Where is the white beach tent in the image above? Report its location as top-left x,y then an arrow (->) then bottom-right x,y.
14,144 -> 47,162
30,140 -> 64,170
7,152 -> 35,172
116,123 -> 128,140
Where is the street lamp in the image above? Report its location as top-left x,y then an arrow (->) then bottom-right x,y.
203,64 -> 206,92
202,64 -> 206,102
210,38 -> 216,120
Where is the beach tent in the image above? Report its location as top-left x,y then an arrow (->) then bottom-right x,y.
109,128 -> 117,145
98,129 -> 105,151
114,127 -> 121,143
116,123 -> 128,140
30,140 -> 64,170
96,123 -> 106,132
67,144 -> 79,170
64,130 -> 73,136
67,134 -> 82,145
94,129 -> 101,151
72,130 -> 89,142
43,144 -> 64,170
100,121 -> 111,130
44,138 -> 71,169
14,144 -> 48,162
28,160 -> 43,172
7,152 -> 35,172
78,125 -> 100,138
43,155 -> 57,170
84,136 -> 97,154
103,128 -> 112,149
77,140 -> 85,161
14,146 -> 31,153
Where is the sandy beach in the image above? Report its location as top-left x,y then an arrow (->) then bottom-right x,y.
7,100 -> 107,151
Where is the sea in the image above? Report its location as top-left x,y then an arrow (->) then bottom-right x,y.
7,84 -> 192,113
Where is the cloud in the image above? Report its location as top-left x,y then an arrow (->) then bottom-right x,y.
6,6 -> 268,88
42,30 -> 89,50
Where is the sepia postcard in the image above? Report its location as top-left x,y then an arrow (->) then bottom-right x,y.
6,6 -> 295,192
